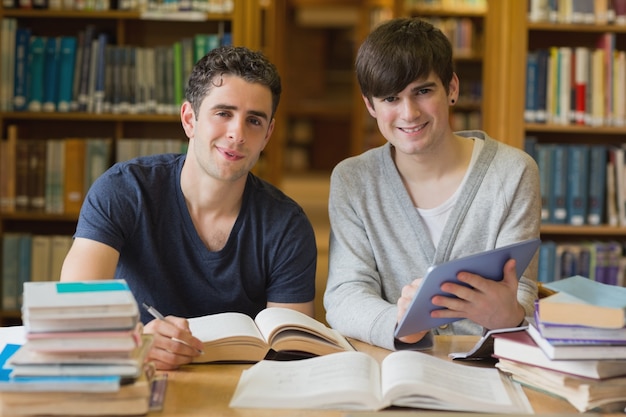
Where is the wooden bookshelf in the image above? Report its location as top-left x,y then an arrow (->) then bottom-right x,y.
483,0 -> 626,285
0,0 -> 272,325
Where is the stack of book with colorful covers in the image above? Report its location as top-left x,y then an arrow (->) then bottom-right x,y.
492,275 -> 626,413
0,280 -> 155,416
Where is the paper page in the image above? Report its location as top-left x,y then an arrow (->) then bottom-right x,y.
381,350 -> 532,413
254,307 -> 341,344
229,351 -> 383,410
188,312 -> 263,343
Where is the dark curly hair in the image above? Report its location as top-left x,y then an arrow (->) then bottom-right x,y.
185,46 -> 282,119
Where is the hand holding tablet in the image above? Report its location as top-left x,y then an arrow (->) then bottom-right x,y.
394,238 -> 541,338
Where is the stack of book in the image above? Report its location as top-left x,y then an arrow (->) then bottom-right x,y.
0,280 -> 156,416
492,275 -> 626,412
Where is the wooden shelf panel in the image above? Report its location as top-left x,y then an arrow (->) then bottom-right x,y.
541,224 -> 626,237
525,123 -> 626,135
0,9 -> 233,21
528,22 -> 626,33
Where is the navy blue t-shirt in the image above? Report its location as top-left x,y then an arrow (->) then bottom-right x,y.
75,154 -> 317,324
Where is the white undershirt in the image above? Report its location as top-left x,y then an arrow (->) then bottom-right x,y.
417,138 -> 483,247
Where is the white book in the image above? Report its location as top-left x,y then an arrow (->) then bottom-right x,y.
22,280 -> 139,321
230,350 -> 533,413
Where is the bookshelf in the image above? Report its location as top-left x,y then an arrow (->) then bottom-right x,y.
0,0 -> 270,325
482,0 -> 626,285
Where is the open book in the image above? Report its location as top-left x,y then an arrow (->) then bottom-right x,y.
188,307 -> 355,363
229,350 -> 533,413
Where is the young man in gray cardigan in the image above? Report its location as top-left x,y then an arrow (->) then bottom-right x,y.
323,17 -> 541,351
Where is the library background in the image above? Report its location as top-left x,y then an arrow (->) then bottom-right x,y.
0,0 -> 625,326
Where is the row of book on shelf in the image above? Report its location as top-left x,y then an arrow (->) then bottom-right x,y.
2,0 -> 233,12
0,280 -> 159,415
524,34 -> 626,127
524,138 -> 609,226
538,240 -> 626,286
0,126 -> 187,215
0,19 -> 231,114
528,0 -> 626,25
489,275 -> 626,413
1,233 -> 72,311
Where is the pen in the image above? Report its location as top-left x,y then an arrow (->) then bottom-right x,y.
142,303 -> 204,354
142,303 -> 166,321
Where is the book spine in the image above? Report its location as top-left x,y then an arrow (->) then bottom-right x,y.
45,139 -> 65,214
17,233 -> 32,308
535,49 -> 549,123
587,145 -> 607,225
550,144 -> 568,223
63,138 -> 86,215
42,36 -> 60,112
92,33 -> 108,114
57,36 -> 77,113
1,18 -> 17,111
566,144 -> 589,225
27,35 -> 46,112
535,144 -> 553,223
524,50 -> 538,123
13,27 -> 31,111
14,140 -> 30,211
27,140 -> 47,212
0,125 -> 18,212
2,233 -> 21,310
30,235 -> 52,282
77,25 -> 96,112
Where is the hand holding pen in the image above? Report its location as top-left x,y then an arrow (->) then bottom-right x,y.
142,303 -> 205,370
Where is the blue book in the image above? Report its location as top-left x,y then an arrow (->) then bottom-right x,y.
537,240 -> 556,283
523,136 -> 537,160
26,35 -> 46,112
535,144 -> 554,223
524,50 -> 538,123
550,144 -> 568,223
56,36 -> 77,113
587,145 -> 607,225
12,27 -> 31,111
566,144 -> 589,225
0,344 -> 121,393
42,36 -> 60,112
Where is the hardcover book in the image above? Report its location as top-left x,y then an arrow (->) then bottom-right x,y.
188,307 -> 355,363
527,322 -> 626,360
493,329 -> 626,380
540,275 -> 626,329
22,280 -> 139,333
229,350 -> 533,413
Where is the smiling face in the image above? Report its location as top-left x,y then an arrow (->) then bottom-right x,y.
363,71 -> 458,157
181,74 -> 275,183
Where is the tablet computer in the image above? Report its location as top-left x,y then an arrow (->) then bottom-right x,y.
394,238 -> 541,338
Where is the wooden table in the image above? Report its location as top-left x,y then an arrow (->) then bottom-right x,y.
152,335 -> 608,416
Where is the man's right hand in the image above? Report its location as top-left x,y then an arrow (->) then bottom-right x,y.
143,316 -> 205,370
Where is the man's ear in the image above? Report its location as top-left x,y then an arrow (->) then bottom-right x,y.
180,101 -> 195,139
362,95 -> 377,118
448,72 -> 460,103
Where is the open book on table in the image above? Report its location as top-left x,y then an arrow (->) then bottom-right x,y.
188,307 -> 354,363
229,350 -> 533,413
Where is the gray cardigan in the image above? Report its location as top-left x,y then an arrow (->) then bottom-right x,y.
323,131 -> 541,351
